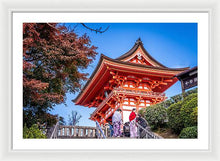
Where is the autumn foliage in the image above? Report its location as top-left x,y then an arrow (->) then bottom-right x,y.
23,23 -> 97,127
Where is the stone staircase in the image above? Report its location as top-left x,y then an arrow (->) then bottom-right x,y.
136,116 -> 163,139
47,121 -> 108,139
48,119 -> 163,139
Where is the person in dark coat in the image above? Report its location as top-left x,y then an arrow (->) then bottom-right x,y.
108,121 -> 114,137
136,114 -> 148,138
123,122 -> 130,137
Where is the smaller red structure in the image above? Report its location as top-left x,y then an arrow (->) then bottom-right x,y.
74,38 -> 189,125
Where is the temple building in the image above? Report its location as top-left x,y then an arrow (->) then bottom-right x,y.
74,38 -> 189,125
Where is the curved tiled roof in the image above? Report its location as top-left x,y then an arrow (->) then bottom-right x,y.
73,54 -> 189,103
102,54 -> 189,71
115,38 -> 167,68
73,38 -> 190,104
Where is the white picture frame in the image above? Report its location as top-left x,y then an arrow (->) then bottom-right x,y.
0,0 -> 218,160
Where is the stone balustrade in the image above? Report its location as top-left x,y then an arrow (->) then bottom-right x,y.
57,125 -> 108,138
49,124 -> 162,139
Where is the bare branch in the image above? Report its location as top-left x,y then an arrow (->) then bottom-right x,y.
80,23 -> 109,33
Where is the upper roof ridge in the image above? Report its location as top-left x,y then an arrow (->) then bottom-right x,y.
115,38 -> 167,68
135,37 -> 143,45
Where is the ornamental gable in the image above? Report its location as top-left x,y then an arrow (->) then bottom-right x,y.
124,47 -> 159,67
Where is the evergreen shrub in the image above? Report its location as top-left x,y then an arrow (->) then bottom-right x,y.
167,101 -> 184,134
23,124 -> 46,139
179,126 -> 197,138
180,94 -> 198,127
190,107 -> 198,126
138,108 -> 145,117
145,103 -> 168,130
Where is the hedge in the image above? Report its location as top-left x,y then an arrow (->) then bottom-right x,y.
167,101 -> 184,134
179,126 -> 197,138
180,96 -> 198,127
23,124 -> 46,139
145,103 -> 168,130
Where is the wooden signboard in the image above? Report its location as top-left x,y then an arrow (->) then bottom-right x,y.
176,66 -> 198,93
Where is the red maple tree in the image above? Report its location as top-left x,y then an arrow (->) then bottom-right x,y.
23,23 -> 97,127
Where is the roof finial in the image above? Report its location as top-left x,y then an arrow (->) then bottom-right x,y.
136,37 -> 143,45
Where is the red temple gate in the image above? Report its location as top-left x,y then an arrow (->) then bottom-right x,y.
74,38 -> 189,125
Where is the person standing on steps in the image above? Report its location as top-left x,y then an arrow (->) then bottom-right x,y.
129,108 -> 138,138
108,121 -> 114,137
137,114 -> 148,138
112,108 -> 123,137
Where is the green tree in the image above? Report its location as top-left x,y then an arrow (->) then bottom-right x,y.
180,94 -> 198,127
190,107 -> 198,126
170,94 -> 182,104
159,88 -> 197,109
167,101 -> 184,134
167,92 -> 198,135
179,126 -> 197,138
138,108 -> 145,117
183,93 -> 197,103
23,124 -> 46,139
23,108 -> 57,128
183,88 -> 198,98
145,103 -> 168,130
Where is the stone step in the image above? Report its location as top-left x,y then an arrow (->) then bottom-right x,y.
57,136 -> 135,139
58,136 -> 96,139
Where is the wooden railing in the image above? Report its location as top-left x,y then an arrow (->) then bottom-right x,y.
116,87 -> 166,98
91,89 -> 115,116
91,87 -> 165,118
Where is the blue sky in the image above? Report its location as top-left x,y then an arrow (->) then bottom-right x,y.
49,23 -> 197,127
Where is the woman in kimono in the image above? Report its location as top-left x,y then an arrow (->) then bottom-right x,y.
112,108 -> 122,137
129,108 -> 138,138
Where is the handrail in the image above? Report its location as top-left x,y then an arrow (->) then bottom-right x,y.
116,87 -> 166,97
91,90 -> 114,118
136,123 -> 161,139
50,121 -> 59,139
95,121 -> 106,139
136,117 -> 163,139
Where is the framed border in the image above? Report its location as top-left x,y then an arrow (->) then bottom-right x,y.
12,12 -> 208,151
0,0 -> 218,160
